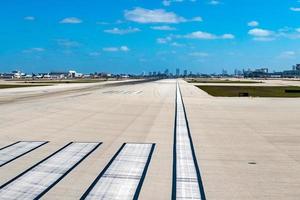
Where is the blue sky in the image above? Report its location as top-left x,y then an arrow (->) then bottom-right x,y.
1,0 -> 300,74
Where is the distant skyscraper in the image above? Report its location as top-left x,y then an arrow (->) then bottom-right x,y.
164,69 -> 169,76
176,68 -> 180,77
184,70 -> 188,76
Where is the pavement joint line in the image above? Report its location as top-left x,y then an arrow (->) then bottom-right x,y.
81,143 -> 155,200
172,81 -> 206,200
0,142 -> 101,199
0,141 -> 48,167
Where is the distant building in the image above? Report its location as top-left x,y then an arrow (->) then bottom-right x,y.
244,68 -> 269,78
183,70 -> 188,77
176,68 -> 180,77
293,64 -> 300,71
49,71 -> 68,79
68,70 -> 83,78
164,69 -> 169,76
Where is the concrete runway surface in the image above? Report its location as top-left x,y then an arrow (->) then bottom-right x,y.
0,79 -> 300,199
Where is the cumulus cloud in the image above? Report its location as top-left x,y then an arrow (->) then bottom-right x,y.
290,7 -> 300,12
124,7 -> 187,24
162,0 -> 197,6
248,28 -> 273,37
208,0 -> 220,5
151,25 -> 176,31
104,27 -> 140,35
248,27 -> 300,41
162,0 -> 172,6
120,46 -> 130,51
248,21 -> 259,27
170,42 -> 184,46
184,31 -> 234,40
192,16 -> 203,22
24,16 -> 35,21
103,46 -> 130,52
156,36 -> 172,44
59,17 -> 82,24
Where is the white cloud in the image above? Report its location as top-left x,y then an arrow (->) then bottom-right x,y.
208,0 -> 220,5
103,46 -> 130,52
184,31 -> 234,40
162,0 -> 171,6
279,51 -> 296,59
59,17 -> 82,24
221,34 -> 235,39
156,36 -> 172,44
120,46 -> 130,51
22,48 -> 45,53
248,28 -> 273,37
171,42 -> 184,46
162,0 -> 196,7
248,21 -> 259,27
248,27 -> 300,41
103,47 -> 119,52
104,27 -> 140,35
185,31 -> 216,39
151,25 -> 176,31
191,16 -> 203,22
290,7 -> 300,12
56,39 -> 81,48
124,7 -> 187,23
24,16 -> 35,21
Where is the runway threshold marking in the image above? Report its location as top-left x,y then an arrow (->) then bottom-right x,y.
0,142 -> 101,199
0,141 -> 48,167
81,143 -> 155,200
172,82 -> 206,200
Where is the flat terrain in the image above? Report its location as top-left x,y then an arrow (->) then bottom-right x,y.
197,85 -> 300,97
0,84 -> 49,89
186,78 -> 262,84
0,79 -> 300,199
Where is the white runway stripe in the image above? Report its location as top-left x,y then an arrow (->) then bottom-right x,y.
174,82 -> 205,200
81,143 -> 155,200
0,142 -> 101,200
0,141 -> 47,167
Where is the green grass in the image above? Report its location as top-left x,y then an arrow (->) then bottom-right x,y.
197,85 -> 300,97
187,79 -> 262,84
0,84 -> 48,89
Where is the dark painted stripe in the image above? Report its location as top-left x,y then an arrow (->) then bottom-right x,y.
0,141 -> 21,151
0,141 -> 48,167
133,143 -> 155,200
172,82 -> 178,200
80,143 -> 155,200
80,143 -> 126,200
0,142 -> 102,199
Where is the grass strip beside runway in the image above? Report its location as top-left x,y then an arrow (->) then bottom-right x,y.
197,85 -> 300,97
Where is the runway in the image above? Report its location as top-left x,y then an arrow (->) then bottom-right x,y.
0,79 -> 300,199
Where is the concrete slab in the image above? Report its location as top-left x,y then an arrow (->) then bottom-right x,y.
0,79 -> 299,199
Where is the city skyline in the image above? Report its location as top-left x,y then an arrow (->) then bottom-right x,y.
1,0 -> 300,73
